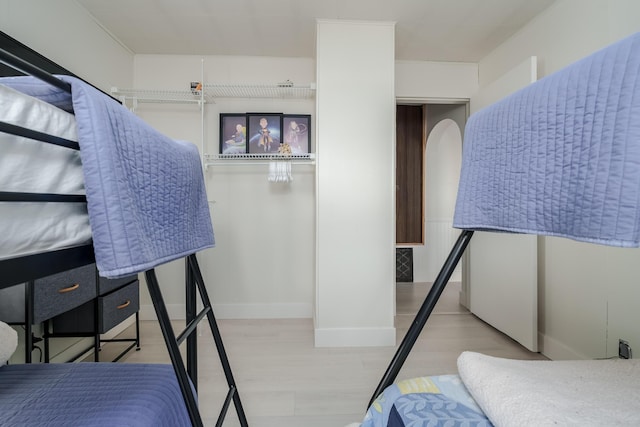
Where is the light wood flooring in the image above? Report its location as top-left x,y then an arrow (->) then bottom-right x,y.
98,282 -> 546,427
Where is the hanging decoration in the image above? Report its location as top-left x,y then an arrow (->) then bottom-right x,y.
268,143 -> 293,182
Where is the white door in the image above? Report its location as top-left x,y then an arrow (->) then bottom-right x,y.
467,57 -> 539,352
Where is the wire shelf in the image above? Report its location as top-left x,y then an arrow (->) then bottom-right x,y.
111,87 -> 213,105
203,83 -> 315,99
111,83 -> 315,106
205,153 -> 315,166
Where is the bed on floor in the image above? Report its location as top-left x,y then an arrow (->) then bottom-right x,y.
362,31 -> 640,427
0,34 -> 247,427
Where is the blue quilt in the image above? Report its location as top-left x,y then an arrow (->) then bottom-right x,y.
0,363 -> 191,426
453,32 -> 640,247
362,375 -> 492,427
1,76 -> 214,277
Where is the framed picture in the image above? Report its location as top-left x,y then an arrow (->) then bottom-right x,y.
220,114 -> 247,154
247,114 -> 281,154
282,115 -> 311,154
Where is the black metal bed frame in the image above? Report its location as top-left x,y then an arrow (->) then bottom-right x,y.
0,47 -> 248,427
368,229 -> 474,408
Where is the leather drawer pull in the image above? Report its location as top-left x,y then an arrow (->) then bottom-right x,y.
117,300 -> 131,310
58,283 -> 80,293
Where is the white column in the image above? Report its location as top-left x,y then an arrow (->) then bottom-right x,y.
315,20 -> 396,347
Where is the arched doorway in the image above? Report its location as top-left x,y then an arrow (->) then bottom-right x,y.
412,118 -> 463,282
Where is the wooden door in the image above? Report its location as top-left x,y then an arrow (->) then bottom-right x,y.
396,105 -> 424,244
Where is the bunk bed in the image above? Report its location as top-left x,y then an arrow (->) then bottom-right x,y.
0,37 -> 247,426
362,31 -> 640,426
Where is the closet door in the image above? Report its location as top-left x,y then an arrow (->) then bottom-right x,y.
468,57 -> 538,352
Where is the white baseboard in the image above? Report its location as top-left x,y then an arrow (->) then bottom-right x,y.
212,303 -> 313,319
314,326 -> 396,347
58,316 -> 138,363
538,332 -> 590,360
140,303 -> 313,320
101,315 -> 136,339
140,304 -> 187,321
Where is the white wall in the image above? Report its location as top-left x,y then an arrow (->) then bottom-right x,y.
0,0 -> 133,91
315,20 -> 396,347
478,0 -> 640,359
395,61 -> 477,101
133,54 -> 316,320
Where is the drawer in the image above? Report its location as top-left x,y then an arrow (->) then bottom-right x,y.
99,280 -> 139,333
98,273 -> 138,295
0,284 -> 27,323
33,263 -> 97,323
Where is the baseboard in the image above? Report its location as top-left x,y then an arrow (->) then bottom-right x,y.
101,315 -> 136,340
314,326 -> 396,347
140,304 -> 187,321
212,303 -> 313,319
58,315 -> 138,363
140,303 -> 313,320
538,332 -> 591,360
50,338 -> 94,363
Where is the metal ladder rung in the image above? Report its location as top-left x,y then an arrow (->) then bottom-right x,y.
216,385 -> 237,427
145,253 -> 248,427
176,306 -> 211,346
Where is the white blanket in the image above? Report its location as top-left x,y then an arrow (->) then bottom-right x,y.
457,351 -> 640,426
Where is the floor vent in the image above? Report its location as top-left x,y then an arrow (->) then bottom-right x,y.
396,248 -> 413,282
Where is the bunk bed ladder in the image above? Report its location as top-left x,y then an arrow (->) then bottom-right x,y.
145,254 -> 248,427
368,229 -> 474,408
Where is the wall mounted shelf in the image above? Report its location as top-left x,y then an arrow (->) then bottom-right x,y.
204,83 -> 315,100
111,63 -> 316,171
112,83 -> 315,108
205,153 -> 315,166
111,87 -> 212,109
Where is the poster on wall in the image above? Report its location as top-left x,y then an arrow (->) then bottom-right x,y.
219,113 -> 311,154
282,114 -> 311,154
219,114 -> 247,154
247,114 -> 282,153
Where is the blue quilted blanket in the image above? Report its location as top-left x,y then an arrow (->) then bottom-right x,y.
454,32 -> 640,247
0,363 -> 191,426
2,76 -> 214,277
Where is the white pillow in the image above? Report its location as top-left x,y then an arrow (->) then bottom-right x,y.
0,321 -> 18,365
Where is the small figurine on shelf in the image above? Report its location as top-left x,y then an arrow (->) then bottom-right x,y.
190,81 -> 202,95
278,142 -> 292,156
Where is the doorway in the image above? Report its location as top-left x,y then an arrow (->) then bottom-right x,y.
396,102 -> 467,315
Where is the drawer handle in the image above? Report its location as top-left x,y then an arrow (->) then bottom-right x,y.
58,283 -> 80,293
117,300 -> 131,310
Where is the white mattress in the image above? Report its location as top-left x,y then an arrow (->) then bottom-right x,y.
458,351 -> 640,426
0,83 -> 91,260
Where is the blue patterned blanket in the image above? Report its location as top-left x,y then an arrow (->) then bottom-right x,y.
362,375 -> 492,427
454,32 -> 640,247
2,76 -> 214,277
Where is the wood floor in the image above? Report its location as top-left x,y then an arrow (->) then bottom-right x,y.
99,282 -> 546,427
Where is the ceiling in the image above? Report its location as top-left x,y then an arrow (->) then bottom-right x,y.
76,0 -> 557,62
